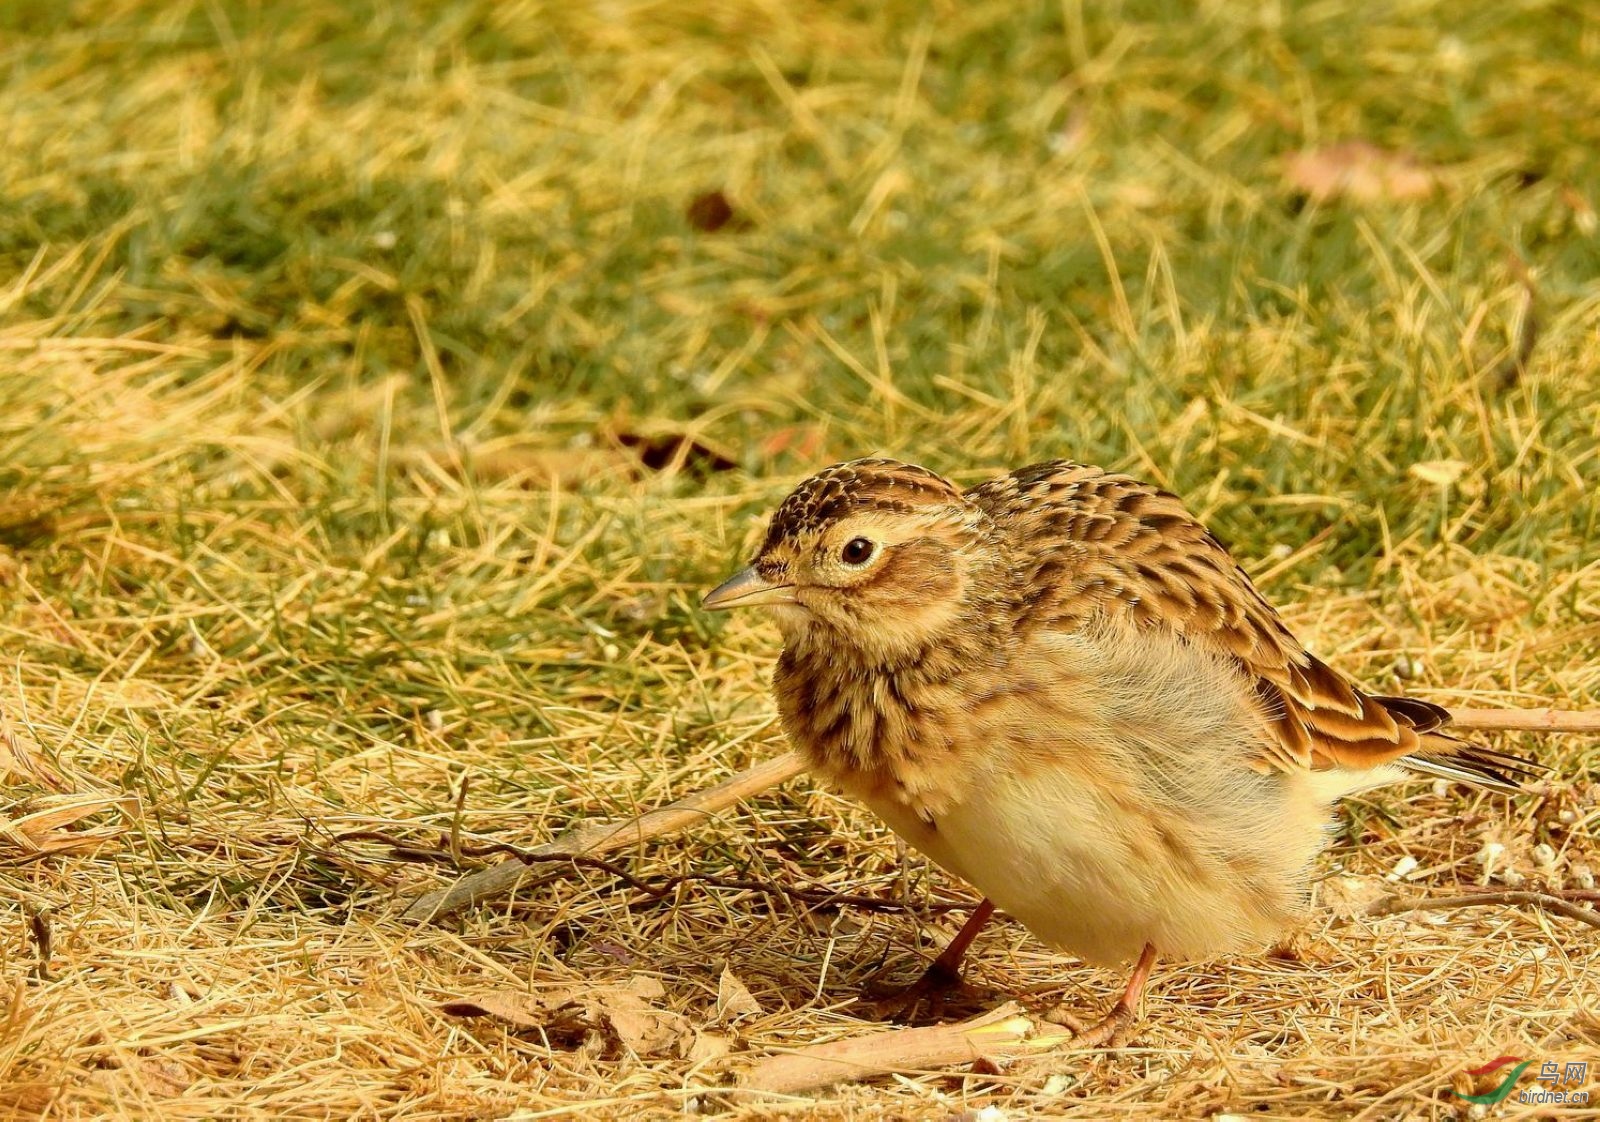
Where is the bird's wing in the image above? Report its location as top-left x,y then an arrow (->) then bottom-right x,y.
966,461 -> 1535,789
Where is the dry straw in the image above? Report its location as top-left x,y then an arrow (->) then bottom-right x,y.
4,2 -> 1600,1117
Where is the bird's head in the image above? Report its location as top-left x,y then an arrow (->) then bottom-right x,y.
703,459 -> 1005,666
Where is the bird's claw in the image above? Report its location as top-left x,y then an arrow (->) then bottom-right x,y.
1044,1000 -> 1137,1049
860,959 -> 990,1023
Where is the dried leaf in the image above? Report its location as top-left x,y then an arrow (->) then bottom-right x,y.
758,424 -> 827,462
87,1054 -> 193,1097
686,190 -> 737,232
618,975 -> 666,1001
716,965 -> 763,1023
436,991 -> 548,1027
1,795 -> 134,855
0,498 -> 63,546
1408,459 -> 1468,487
1320,874 -> 1388,919
610,430 -> 737,476
439,976 -> 689,1058
685,1030 -> 732,1064
1285,142 -> 1437,203
603,985 -> 682,1056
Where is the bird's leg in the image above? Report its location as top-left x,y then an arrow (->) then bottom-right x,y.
1050,942 -> 1157,1049
864,898 -> 997,1021
921,896 -> 997,986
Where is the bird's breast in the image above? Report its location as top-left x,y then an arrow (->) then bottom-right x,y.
775,649 -> 986,820
777,623 -> 1352,965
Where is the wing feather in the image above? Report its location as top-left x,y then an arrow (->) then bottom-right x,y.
968,460 -> 1539,790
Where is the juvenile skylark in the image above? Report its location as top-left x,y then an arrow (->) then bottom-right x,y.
704,458 -> 1539,1045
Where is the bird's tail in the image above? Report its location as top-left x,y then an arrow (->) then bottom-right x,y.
1376,694 -> 1548,795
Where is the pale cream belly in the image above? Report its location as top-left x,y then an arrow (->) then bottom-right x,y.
861,761 -> 1372,967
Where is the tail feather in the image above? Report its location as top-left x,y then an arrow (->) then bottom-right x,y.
1373,694 -> 1548,795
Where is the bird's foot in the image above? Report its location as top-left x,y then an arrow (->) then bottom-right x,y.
1039,941 -> 1153,1049
860,959 -> 993,1024
1042,999 -> 1137,1049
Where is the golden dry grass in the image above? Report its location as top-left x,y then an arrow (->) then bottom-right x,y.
1,326 -> 1596,1119
3,1 -> 1599,1118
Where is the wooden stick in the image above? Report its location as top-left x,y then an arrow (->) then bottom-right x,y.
401,752 -> 806,923
1447,707 -> 1600,733
731,1002 -> 1073,1097
1367,890 -> 1600,932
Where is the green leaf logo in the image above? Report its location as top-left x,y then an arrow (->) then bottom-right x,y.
1454,1057 -> 1532,1105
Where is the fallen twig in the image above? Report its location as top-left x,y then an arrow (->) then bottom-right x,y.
729,1001 -> 1073,1097
1448,707 -> 1600,733
350,829 -> 972,916
1367,889 -> 1600,932
402,752 -> 805,922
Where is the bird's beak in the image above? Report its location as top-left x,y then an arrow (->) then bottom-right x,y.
702,567 -> 798,611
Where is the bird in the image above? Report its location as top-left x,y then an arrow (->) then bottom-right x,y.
702,457 -> 1541,1046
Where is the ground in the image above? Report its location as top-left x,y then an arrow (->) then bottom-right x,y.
1,1 -> 1598,1118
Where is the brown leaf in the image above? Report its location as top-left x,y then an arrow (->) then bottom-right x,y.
1319,874 -> 1388,919
685,1030 -> 733,1064
686,190 -> 736,232
87,1055 -> 193,1098
715,965 -> 763,1023
436,991 -> 548,1027
758,424 -> 827,463
610,430 -> 737,475
1284,142 -> 1437,202
439,976 -> 690,1058
0,499 -> 61,548
604,993 -> 693,1058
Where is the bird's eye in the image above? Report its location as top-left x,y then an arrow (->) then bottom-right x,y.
840,537 -> 875,566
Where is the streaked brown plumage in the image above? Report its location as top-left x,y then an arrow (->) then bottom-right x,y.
703,458 -> 1540,1044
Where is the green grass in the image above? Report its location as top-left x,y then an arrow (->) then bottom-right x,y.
1,1 -> 1598,1117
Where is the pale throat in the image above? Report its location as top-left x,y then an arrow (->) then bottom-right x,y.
775,589 -> 976,674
